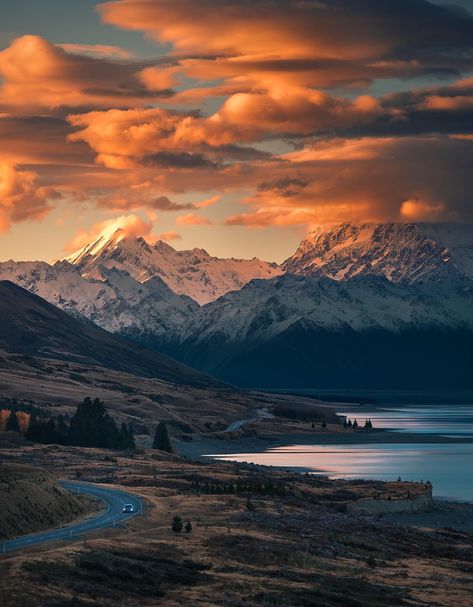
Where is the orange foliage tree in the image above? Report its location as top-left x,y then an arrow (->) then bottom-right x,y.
0,409 -> 30,432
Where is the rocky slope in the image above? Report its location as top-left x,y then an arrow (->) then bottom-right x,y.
0,465 -> 85,540
0,261 -> 197,339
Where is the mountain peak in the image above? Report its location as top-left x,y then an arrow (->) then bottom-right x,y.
65,227 -> 131,265
284,222 -> 473,283
66,231 -> 282,304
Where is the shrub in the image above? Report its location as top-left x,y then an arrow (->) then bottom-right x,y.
172,515 -> 183,533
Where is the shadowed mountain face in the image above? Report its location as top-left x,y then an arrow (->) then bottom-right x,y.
0,281 -> 223,389
196,321 -> 473,390
160,274 -> 473,389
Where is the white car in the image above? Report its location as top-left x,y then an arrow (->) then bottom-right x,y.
122,504 -> 134,513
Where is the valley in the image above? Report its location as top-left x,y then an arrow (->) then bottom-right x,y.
1,222 -> 473,607
3,1 -> 473,605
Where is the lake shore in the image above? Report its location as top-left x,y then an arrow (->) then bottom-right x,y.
175,426 -> 473,464
176,428 -> 473,533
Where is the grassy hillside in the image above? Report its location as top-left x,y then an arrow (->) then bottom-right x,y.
0,281 -> 223,389
0,464 -> 86,540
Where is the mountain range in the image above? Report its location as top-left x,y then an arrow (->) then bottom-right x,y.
65,228 -> 282,305
1,222 -> 472,388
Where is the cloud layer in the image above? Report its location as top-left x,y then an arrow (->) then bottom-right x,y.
1,0 -> 473,245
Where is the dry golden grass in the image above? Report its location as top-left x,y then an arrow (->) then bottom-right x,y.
0,443 -> 471,606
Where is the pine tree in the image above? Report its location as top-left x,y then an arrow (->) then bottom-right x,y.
153,422 -> 172,452
6,411 -> 20,433
25,416 -> 58,444
185,521 -> 192,533
69,397 -> 122,449
25,415 -> 41,442
127,423 -> 136,450
353,419 -> 359,429
172,515 -> 183,533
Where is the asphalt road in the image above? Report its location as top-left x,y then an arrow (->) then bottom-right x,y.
1,480 -> 142,554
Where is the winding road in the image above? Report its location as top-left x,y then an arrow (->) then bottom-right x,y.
1,480 -> 143,554
225,407 -> 275,432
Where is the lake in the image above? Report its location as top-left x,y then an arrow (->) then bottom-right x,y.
206,390 -> 473,502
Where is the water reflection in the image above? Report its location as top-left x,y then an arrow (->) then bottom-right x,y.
339,405 -> 473,437
207,396 -> 473,501
208,443 -> 473,500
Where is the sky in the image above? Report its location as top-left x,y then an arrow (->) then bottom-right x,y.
1,0 -> 473,263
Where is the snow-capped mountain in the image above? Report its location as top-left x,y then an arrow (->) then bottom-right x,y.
168,274 -> 473,388
0,260 -> 197,338
2,221 -> 473,388
283,223 -> 473,283
66,228 -> 282,305
177,273 -> 473,347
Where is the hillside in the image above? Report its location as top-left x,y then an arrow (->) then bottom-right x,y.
0,281 -> 222,389
0,464 -> 85,540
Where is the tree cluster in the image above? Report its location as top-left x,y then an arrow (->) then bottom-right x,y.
190,477 -> 287,496
343,417 -> 374,429
25,398 -> 135,450
171,515 -> 192,533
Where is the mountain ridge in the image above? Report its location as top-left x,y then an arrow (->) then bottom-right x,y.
283,222 -> 473,283
0,280 -> 223,389
65,228 -> 282,305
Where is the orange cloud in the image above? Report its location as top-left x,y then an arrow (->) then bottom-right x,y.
0,0 -> 472,243
156,230 -> 182,242
195,194 -> 221,208
67,89 -> 382,170
100,0 -> 461,62
400,198 -> 447,221
0,35 -> 169,111
64,214 -> 155,253
176,213 -> 212,226
0,161 -> 55,227
225,136 -> 473,227
100,0 -> 473,92
422,95 -> 473,111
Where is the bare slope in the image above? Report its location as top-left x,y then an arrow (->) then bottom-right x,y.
0,281 -> 222,389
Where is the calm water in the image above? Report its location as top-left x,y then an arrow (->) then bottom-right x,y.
208,391 -> 473,501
